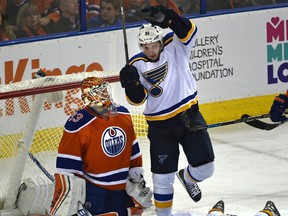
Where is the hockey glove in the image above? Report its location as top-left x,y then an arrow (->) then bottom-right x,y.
141,5 -> 177,28
269,91 -> 288,122
120,65 -> 140,88
126,167 -> 153,208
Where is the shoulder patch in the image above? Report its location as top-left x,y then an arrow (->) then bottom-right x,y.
64,109 -> 96,132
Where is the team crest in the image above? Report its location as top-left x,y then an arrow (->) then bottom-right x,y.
158,155 -> 168,164
143,62 -> 168,97
101,127 -> 126,157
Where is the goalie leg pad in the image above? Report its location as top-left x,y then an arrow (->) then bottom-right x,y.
50,173 -> 86,216
16,176 -> 54,215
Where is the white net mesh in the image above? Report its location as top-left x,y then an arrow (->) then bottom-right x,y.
0,71 -> 150,214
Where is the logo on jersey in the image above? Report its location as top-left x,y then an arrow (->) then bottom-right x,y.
158,155 -> 168,163
143,62 -> 168,97
101,127 -> 126,157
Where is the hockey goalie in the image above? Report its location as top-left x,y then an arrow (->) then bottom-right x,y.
48,77 -> 152,216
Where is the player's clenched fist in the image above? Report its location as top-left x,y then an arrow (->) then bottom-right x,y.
120,65 -> 140,88
269,90 -> 288,122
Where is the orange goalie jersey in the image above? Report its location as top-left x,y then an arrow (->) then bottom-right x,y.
56,105 -> 143,191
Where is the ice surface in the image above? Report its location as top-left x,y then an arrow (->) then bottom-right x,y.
144,122 -> 288,216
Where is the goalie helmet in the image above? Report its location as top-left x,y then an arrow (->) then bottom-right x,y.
138,23 -> 163,49
81,77 -> 113,108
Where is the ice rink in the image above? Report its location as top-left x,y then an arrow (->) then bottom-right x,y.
144,121 -> 288,216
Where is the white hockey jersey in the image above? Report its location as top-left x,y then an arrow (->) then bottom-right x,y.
128,21 -> 198,121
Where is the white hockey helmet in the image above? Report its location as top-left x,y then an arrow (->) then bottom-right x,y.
138,23 -> 163,49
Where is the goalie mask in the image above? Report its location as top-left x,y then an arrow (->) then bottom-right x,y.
81,77 -> 115,110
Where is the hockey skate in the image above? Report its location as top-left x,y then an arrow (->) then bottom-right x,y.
176,169 -> 201,202
260,200 -> 281,216
208,200 -> 224,214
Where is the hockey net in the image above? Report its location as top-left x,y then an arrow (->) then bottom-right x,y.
0,71 -> 150,215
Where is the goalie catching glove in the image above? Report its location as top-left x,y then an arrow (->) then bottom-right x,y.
126,167 -> 153,208
141,5 -> 178,29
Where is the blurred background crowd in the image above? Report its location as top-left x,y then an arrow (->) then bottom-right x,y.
0,0 -> 287,41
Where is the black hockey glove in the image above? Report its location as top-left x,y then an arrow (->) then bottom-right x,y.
141,5 -> 177,28
120,65 -> 140,88
269,91 -> 288,122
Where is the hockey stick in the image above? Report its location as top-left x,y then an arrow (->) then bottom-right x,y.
119,0 -> 129,64
190,112 -> 286,131
120,0 -> 129,64
241,113 -> 288,130
18,140 -> 55,182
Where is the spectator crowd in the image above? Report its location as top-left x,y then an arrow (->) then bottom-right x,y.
0,0 -> 287,41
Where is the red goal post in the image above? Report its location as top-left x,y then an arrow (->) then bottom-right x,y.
0,71 -> 150,215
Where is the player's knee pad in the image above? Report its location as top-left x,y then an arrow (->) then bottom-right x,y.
187,161 -> 215,182
152,172 -> 175,194
50,173 -> 86,216
16,176 -> 54,215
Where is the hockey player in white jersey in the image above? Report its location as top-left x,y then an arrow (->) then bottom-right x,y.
119,5 -> 215,216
